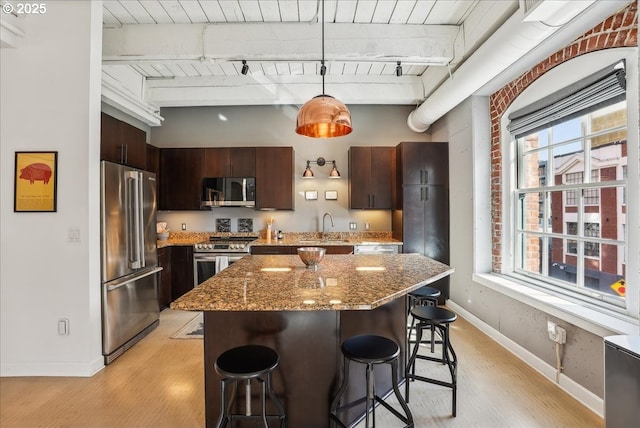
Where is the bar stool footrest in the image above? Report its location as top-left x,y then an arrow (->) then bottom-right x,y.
406,373 -> 456,389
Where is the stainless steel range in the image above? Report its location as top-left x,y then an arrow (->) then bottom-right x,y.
193,236 -> 257,286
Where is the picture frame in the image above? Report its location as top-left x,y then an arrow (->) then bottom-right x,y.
325,190 -> 338,200
305,190 -> 318,200
14,151 -> 58,212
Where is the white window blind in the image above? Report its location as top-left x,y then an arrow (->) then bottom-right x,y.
508,61 -> 626,138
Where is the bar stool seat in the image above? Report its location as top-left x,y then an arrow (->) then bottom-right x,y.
406,306 -> 458,417
214,344 -> 286,427
330,334 -> 413,428
407,286 -> 442,350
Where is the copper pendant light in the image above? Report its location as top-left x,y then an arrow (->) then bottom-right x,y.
296,0 -> 352,138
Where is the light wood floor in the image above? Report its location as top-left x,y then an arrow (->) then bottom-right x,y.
0,308 -> 603,428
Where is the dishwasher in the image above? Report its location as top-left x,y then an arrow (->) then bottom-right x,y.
354,244 -> 399,254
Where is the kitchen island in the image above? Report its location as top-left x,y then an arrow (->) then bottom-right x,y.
171,253 -> 453,427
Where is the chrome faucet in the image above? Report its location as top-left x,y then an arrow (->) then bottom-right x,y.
322,212 -> 334,241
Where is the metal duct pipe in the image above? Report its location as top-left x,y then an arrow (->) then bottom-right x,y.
406,0 -> 626,133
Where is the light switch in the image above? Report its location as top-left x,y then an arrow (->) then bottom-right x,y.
67,228 -> 80,242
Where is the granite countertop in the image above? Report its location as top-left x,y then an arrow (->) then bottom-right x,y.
170,253 -> 452,312
157,231 -> 402,249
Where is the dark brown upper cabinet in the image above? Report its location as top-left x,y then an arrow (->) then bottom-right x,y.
146,144 -> 159,174
159,148 -> 204,210
204,147 -> 256,177
348,146 -> 395,209
255,147 -> 294,210
100,112 -> 147,170
396,141 -> 449,186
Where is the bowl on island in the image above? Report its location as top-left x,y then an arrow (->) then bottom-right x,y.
157,231 -> 170,241
297,247 -> 326,271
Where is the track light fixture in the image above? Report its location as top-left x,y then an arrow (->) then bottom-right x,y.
302,157 -> 341,178
241,60 -> 249,75
396,61 -> 402,77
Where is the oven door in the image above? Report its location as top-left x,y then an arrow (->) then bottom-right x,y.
193,253 -> 245,287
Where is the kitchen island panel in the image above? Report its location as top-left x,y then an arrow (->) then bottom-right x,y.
203,296 -> 406,427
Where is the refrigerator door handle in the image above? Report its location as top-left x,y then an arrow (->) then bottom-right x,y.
127,171 -> 143,269
136,171 -> 146,268
106,267 -> 163,292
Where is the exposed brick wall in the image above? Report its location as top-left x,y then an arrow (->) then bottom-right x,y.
489,1 -> 638,273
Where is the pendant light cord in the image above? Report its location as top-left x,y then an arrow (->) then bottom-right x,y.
321,0 -> 325,95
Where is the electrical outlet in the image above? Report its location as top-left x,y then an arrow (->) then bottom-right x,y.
349,222 -> 357,230
547,320 -> 566,344
364,222 -> 370,231
181,223 -> 187,230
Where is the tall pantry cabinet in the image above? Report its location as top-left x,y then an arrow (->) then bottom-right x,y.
393,141 -> 450,302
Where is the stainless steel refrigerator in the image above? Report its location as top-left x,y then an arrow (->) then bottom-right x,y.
100,160 -> 162,364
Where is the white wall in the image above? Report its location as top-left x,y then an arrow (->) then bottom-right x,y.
152,105 -> 427,234
0,1 -> 104,376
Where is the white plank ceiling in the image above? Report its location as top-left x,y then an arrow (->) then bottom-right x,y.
101,0 -> 520,109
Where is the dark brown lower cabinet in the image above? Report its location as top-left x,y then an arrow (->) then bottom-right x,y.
310,245 -> 354,255
171,246 -> 194,301
250,246 -> 292,255
157,247 -> 172,309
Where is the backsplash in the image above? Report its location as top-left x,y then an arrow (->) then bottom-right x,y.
157,208 -> 392,235
164,230 -> 394,243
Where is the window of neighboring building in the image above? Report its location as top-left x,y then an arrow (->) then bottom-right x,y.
566,222 -> 600,257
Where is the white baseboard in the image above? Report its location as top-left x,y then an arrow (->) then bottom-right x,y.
447,300 -> 604,418
1,356 -> 104,377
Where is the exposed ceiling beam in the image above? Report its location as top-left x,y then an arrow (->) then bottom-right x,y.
145,74 -> 423,107
103,23 -> 459,65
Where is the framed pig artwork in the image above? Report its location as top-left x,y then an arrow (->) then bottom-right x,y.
14,151 -> 58,212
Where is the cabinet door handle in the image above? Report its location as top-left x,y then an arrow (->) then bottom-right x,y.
119,144 -> 125,164
424,170 -> 428,184
420,187 -> 424,201
124,144 -> 128,164
371,194 -> 375,208
424,187 -> 429,202
420,170 -> 423,184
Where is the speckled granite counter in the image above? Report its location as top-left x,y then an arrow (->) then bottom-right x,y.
171,253 -> 451,311
173,253 -> 453,427
157,231 -> 402,249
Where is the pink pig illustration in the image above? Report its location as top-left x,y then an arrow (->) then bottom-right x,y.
19,163 -> 52,184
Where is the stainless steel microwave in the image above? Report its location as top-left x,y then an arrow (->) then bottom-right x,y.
201,177 -> 256,208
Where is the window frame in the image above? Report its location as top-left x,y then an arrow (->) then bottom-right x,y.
499,50 -> 639,323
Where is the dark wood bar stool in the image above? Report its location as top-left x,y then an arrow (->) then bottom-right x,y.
214,344 -> 286,427
405,306 -> 458,417
330,334 -> 414,428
